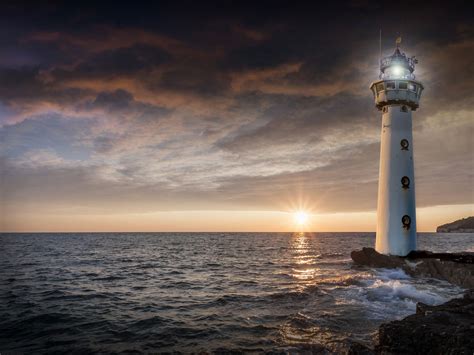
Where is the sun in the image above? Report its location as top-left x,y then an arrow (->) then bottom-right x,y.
294,211 -> 309,226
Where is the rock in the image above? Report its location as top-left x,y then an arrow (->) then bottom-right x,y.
349,291 -> 474,354
409,258 -> 474,289
350,247 -> 405,268
350,248 -> 474,354
406,250 -> 474,264
415,302 -> 432,315
351,247 -> 474,289
374,291 -> 474,354
347,342 -> 375,355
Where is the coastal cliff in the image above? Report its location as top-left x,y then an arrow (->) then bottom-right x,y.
436,216 -> 474,233
350,248 -> 474,354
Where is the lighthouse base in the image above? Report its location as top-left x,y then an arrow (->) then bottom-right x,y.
375,232 -> 416,256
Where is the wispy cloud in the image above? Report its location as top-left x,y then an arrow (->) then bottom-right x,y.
0,1 -> 473,230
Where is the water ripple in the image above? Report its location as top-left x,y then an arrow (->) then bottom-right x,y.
0,232 -> 470,353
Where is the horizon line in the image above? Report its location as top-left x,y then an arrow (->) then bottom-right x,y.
0,230 -> 445,234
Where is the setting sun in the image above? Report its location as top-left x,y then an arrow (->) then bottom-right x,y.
294,211 -> 309,225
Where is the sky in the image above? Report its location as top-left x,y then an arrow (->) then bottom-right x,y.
1,1 -> 473,232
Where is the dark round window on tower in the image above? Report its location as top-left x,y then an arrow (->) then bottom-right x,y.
401,176 -> 410,189
402,215 -> 411,229
400,139 -> 409,150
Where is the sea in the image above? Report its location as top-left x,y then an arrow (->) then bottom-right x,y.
1,232 -> 473,354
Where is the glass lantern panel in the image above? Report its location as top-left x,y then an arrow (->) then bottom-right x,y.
408,83 -> 417,92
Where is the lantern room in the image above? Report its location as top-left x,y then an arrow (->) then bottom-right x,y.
370,46 -> 424,111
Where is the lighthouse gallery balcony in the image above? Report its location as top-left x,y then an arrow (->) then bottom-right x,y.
370,79 -> 423,111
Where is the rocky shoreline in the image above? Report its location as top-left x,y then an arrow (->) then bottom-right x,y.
349,248 -> 474,354
351,247 -> 474,288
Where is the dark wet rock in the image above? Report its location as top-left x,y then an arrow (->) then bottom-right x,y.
350,248 -> 474,354
406,250 -> 474,264
415,301 -> 432,315
347,342 -> 375,354
351,247 -> 474,289
350,247 -> 404,268
376,291 -> 474,354
407,257 -> 474,289
350,291 -> 474,355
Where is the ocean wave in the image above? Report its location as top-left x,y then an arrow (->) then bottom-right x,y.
93,275 -> 127,281
366,279 -> 448,305
131,315 -> 170,329
1,232 -> 469,353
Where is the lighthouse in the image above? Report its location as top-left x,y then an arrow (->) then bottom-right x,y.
370,40 -> 423,256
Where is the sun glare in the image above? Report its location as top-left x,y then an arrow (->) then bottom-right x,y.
294,211 -> 309,225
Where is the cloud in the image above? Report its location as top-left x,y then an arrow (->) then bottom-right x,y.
63,44 -> 170,78
217,92 -> 376,153
0,2 -> 473,230
26,27 -> 194,58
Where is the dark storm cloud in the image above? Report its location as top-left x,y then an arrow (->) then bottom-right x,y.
283,44 -> 371,88
223,39 -> 297,71
57,44 -> 171,79
0,66 -> 94,124
92,89 -> 134,110
86,89 -> 170,118
0,0 -> 473,220
158,67 -> 231,96
0,67 -> 46,100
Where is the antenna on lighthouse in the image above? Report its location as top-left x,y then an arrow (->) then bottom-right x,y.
379,29 -> 382,62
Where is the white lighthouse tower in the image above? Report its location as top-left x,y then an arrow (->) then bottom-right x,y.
370,40 -> 423,256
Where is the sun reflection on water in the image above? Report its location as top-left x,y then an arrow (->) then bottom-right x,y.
290,232 -> 322,283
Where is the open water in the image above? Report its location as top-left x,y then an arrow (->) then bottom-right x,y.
1,232 -> 472,353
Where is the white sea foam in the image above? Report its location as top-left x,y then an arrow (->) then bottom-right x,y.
367,279 -> 447,305
375,268 -> 411,281
337,266 -> 462,322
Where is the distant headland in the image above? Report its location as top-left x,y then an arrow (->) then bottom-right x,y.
437,217 -> 474,233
